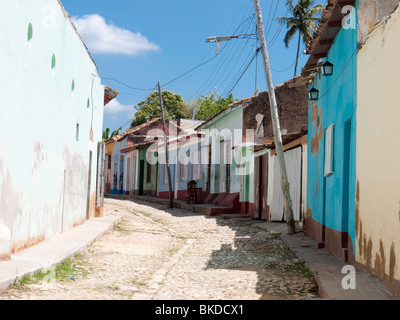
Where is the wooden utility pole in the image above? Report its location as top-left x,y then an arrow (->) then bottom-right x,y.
158,81 -> 174,208
253,0 -> 295,235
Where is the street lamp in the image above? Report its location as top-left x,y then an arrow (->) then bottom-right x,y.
322,60 -> 334,76
308,87 -> 319,101
206,34 -> 256,54
205,36 -> 239,43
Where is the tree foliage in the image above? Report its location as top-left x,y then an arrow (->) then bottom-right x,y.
102,126 -> 122,141
130,91 -> 193,128
276,0 -> 325,77
193,89 -> 237,121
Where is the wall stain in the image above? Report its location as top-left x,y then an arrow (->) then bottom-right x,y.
389,242 -> 396,285
11,235 -> 45,254
310,103 -> 323,154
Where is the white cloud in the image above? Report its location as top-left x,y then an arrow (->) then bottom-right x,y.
104,99 -> 133,114
72,14 -> 160,55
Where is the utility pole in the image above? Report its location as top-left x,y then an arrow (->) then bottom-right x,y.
253,0 -> 295,235
158,81 -> 174,208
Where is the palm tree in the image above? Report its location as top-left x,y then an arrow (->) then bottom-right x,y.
276,0 -> 325,77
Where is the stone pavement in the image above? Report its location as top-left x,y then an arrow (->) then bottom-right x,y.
0,195 -> 396,300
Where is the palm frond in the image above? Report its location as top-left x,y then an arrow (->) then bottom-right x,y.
283,25 -> 298,48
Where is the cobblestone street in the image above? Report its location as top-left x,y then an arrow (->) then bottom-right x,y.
0,197 -> 318,300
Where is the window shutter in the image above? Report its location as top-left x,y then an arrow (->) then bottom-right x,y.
324,124 -> 334,177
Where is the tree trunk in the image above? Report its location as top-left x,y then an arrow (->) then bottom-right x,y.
294,31 -> 301,78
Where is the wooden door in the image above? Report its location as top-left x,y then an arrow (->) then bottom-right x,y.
254,154 -> 269,220
270,147 -> 302,221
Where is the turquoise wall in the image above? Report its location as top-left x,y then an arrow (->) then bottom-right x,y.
307,5 -> 358,254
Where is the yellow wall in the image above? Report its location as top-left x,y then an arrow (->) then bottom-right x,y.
357,5 -> 400,297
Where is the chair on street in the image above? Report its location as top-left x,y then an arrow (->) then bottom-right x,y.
186,180 -> 197,204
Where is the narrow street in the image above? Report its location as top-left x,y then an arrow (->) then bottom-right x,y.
0,197 -> 318,300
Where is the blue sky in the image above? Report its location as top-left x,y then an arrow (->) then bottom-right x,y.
61,0 -> 325,132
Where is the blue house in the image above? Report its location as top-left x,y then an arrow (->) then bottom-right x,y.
302,0 -> 398,263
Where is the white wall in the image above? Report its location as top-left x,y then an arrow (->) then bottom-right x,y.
0,0 -> 105,257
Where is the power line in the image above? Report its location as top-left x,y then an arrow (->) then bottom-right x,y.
198,15 -> 257,98
93,74 -> 154,91
190,14 -> 256,98
223,50 -> 258,97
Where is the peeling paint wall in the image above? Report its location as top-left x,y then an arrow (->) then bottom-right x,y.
358,0 -> 399,42
0,0 -> 104,258
357,5 -> 400,298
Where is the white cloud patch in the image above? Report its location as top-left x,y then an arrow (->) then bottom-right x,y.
104,99 -> 133,114
72,14 -> 160,55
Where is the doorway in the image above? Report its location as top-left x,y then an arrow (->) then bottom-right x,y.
342,119 -> 352,251
86,151 -> 93,219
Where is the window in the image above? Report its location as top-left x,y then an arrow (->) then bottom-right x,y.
220,140 -> 231,193
107,155 -> 111,169
225,141 -> 231,193
180,161 -> 187,182
164,164 -> 169,184
324,124 -> 334,177
27,23 -> 33,41
179,150 -> 189,182
146,162 -> 152,183
76,123 -> 79,141
192,150 -> 200,180
51,54 -> 56,69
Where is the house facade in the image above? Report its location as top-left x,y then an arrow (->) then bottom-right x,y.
196,103 -> 243,213
356,3 -> 400,298
0,0 -> 116,260
302,0 -> 399,268
241,79 -> 309,220
158,130 -> 204,202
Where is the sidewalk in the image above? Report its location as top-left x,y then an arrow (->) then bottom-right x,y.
0,214 -> 121,292
247,220 -> 395,300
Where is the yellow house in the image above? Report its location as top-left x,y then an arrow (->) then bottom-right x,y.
356,3 -> 400,298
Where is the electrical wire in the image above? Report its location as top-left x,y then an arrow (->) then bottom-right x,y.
197,15 -> 257,98
190,14 -> 256,98
223,50 -> 258,97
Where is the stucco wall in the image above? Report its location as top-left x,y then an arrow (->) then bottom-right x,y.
200,106 -> 243,196
306,9 -> 358,261
110,138 -> 127,194
356,5 -> 400,298
0,0 -> 104,258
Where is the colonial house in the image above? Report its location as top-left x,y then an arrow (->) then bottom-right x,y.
301,0 -> 399,297
195,78 -> 308,218
157,119 -> 204,202
195,101 -> 244,214
105,118 -> 167,196
241,78 -> 309,220
0,0 -> 117,260
355,2 -> 400,298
